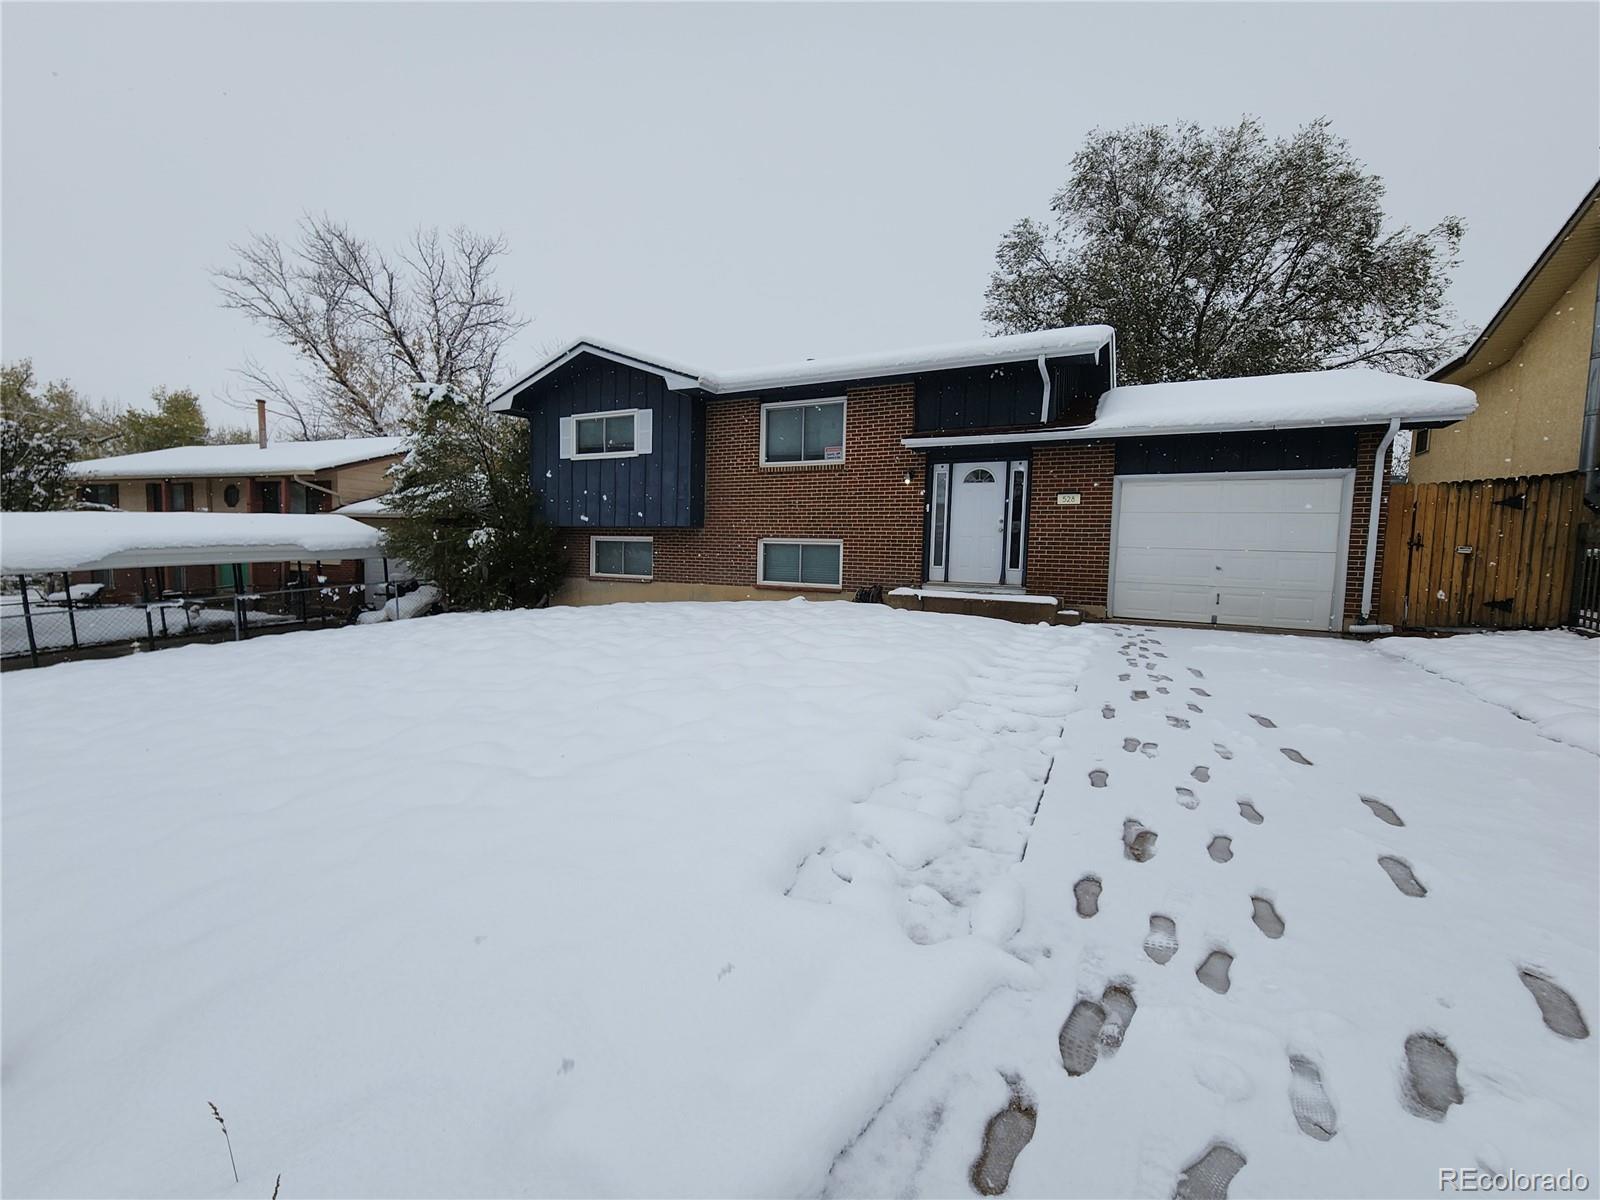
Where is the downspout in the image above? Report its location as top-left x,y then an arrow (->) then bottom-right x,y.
1351,417 -> 1400,632
1037,356 -> 1051,423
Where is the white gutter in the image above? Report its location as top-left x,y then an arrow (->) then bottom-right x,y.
901,415 -> 1472,450
1037,355 -> 1051,422
1358,418 -> 1401,623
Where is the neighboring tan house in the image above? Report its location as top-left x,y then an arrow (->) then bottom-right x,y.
489,329 -> 1474,634
66,436 -> 405,597
1412,180 -> 1600,500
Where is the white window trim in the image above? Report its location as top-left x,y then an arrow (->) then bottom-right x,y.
756,538 -> 844,590
566,408 -> 650,460
589,535 -> 655,581
758,396 -> 848,467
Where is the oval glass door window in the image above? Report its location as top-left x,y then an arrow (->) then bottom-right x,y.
963,468 -> 996,484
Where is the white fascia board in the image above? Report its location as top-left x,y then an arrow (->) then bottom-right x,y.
902,411 -> 1478,449
488,341 -> 703,411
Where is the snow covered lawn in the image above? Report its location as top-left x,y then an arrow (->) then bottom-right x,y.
3,605 -> 1595,1199
1375,629 -> 1600,755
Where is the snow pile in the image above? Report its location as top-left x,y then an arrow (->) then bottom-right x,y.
0,511 -> 384,573
1090,368 -> 1475,435
355,583 -> 441,623
1,601 -> 1083,1198
67,436 -> 404,479
1375,630 -> 1600,754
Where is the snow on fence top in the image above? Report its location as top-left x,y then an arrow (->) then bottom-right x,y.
489,327 -> 1116,407
68,437 -> 406,480
1,512 -> 385,574
1088,368 -> 1476,436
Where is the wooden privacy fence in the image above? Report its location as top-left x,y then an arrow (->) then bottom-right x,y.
1380,472 -> 1594,630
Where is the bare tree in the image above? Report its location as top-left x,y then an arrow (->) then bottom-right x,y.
215,217 -> 528,437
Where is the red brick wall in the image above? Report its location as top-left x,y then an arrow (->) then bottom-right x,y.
1023,442 -> 1116,608
558,384 -> 925,592
1343,427 -> 1391,623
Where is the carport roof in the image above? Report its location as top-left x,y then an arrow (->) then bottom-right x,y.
1,512 -> 385,574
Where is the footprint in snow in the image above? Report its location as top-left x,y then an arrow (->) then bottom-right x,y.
1186,702 -> 1203,714
1122,737 -> 1142,753
1250,896 -> 1284,938
1280,747 -> 1312,765
1167,716 -> 1191,729
717,962 -> 735,979
969,1085 -> 1038,1196
1518,970 -> 1591,1039
1099,983 -> 1138,1053
1102,705 -> 1116,720
1250,714 -> 1276,728
1157,687 -> 1171,695
1175,786 -> 1199,810
1400,1033 -> 1463,1121
1119,673 -> 1131,681
1187,667 -> 1205,679
1074,875 -> 1102,918
1378,855 -> 1427,897
1140,741 -> 1160,759
1237,799 -> 1264,824
1288,1055 -> 1338,1140
1144,915 -> 1179,964
1191,687 -> 1210,697
1123,819 -> 1158,862
1207,835 -> 1233,863
1213,742 -> 1233,760
1089,769 -> 1109,788
1191,765 -> 1210,783
1132,690 -> 1149,701
1196,949 -> 1234,994
1059,998 -> 1107,1076
1361,795 -> 1404,826
1173,1142 -> 1245,1200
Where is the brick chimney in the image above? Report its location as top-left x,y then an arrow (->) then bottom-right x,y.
256,399 -> 268,449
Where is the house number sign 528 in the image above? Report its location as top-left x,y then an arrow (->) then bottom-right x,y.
1056,492 -> 1082,506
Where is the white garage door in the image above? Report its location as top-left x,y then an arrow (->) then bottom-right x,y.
1111,473 -> 1351,631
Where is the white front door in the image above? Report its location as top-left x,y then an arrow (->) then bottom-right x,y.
1110,473 -> 1351,631
946,461 -> 1008,584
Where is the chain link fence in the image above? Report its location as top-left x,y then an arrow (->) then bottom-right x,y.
3,573 -> 435,669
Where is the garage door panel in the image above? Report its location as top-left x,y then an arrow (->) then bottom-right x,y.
1112,475 -> 1347,632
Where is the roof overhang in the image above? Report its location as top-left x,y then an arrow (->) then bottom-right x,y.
1431,180 -> 1600,386
488,341 -> 703,411
487,327 -> 1118,412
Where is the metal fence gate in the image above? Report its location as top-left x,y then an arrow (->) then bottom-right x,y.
1380,472 -> 1593,630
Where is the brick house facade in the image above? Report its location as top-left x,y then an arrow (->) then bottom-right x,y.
496,331 -> 1468,634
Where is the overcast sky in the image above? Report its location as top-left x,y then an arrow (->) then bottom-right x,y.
3,1 -> 1596,430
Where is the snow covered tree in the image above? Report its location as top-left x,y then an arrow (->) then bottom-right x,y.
381,384 -> 562,611
1,418 -> 78,510
214,218 -> 528,438
983,118 -> 1467,384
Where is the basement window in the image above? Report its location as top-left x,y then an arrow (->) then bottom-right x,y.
1413,429 -> 1431,456
758,539 -> 842,589
591,537 -> 653,580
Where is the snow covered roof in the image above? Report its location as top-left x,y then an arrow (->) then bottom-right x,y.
0,512 -> 385,574
488,327 -> 1115,409
67,437 -> 407,480
1087,368 -> 1476,437
335,495 -> 398,517
698,327 -> 1116,393
903,368 -> 1476,448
